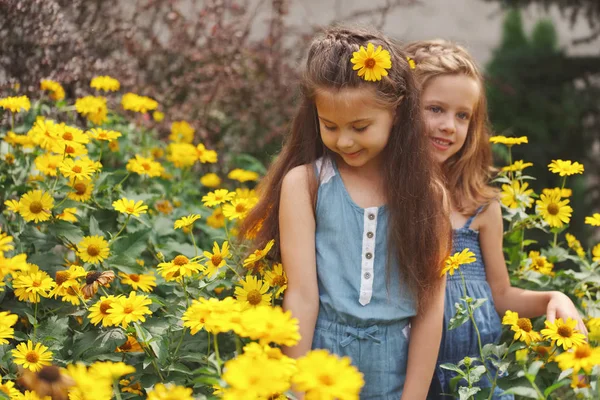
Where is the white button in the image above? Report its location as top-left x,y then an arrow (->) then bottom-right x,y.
368,213 -> 375,220
367,231 -> 374,238
364,272 -> 371,279
365,252 -> 372,259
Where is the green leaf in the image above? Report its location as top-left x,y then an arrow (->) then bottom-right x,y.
458,386 -> 480,400
48,220 -> 84,244
439,363 -> 466,376
526,360 -> 544,378
111,228 -> 151,257
448,303 -> 470,330
20,225 -> 55,252
501,386 -> 539,398
35,316 -> 69,350
469,298 -> 488,312
467,366 -> 487,383
482,343 -> 508,359
543,380 -> 569,397
89,215 -> 103,236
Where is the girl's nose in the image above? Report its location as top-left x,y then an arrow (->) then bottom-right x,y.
337,132 -> 354,149
440,116 -> 456,134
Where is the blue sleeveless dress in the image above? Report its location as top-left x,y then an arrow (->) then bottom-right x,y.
311,157 -> 416,399
431,206 -> 513,399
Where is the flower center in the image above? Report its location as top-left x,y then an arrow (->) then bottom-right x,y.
535,259 -> 545,267
32,280 -> 41,287
547,203 -> 559,216
365,58 -> 376,68
235,204 -> 246,213
38,365 -> 61,383
65,146 -> 75,154
29,201 -> 43,214
319,374 -> 335,386
246,290 -> 263,305
123,305 -> 134,314
272,275 -> 286,287
120,341 -> 132,351
87,244 -> 100,257
211,255 -> 223,266
575,345 -> 592,359
100,301 -> 112,314
26,351 -> 40,363
72,165 -> 82,173
173,255 -> 189,266
55,271 -> 71,285
74,182 -> 87,194
129,274 -> 140,282
142,163 -> 151,171
63,132 -> 74,141
557,325 -> 573,338
517,318 -> 532,332
126,206 -> 135,213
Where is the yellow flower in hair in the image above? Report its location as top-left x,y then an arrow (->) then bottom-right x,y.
350,43 -> 392,82
406,56 -> 416,70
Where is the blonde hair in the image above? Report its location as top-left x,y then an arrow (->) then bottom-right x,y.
404,39 -> 498,214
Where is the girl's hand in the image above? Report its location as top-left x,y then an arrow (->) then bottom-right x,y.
546,291 -> 588,336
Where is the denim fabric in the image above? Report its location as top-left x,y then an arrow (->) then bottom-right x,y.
429,207 -> 514,400
311,156 -> 416,398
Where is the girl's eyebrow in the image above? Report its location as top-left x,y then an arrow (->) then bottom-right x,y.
318,117 -> 372,124
424,99 -> 473,113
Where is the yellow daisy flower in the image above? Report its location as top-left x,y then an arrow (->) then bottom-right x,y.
67,179 -> 94,202
118,272 -> 156,292
234,275 -> 272,308
592,244 -> 600,262
200,173 -> 221,188
4,199 -> 20,213
502,310 -> 541,345
56,207 -> 78,223
88,295 -> 120,326
542,187 -> 572,198
74,96 -> 107,125
239,305 -> 300,346
112,198 -> 148,217
166,142 -> 197,168
554,343 -> 600,374
126,155 -> 164,178
12,270 -> 55,303
0,95 -> 31,113
489,136 -> 528,146
40,79 -> 65,100
107,291 -> 152,328
34,154 -> 63,176
264,263 -> 288,298
541,317 -> 587,350
157,255 -> 202,282
58,158 -> 96,181
243,239 -> 275,268
350,42 -> 392,82
585,213 -> 600,227
0,312 -> 18,345
87,128 -> 122,142
500,180 -> 534,209
76,236 -> 110,264
221,351 -> 290,397
222,198 -> 255,221
227,168 -> 259,182
206,207 -> 225,229
121,93 -> 158,113
11,341 -> 53,372
203,241 -> 231,278
202,189 -> 236,207
502,160 -> 533,172
195,144 -> 218,164
169,121 -> 195,144
155,199 -> 173,215
536,192 -> 573,228
548,159 -> 584,176
182,297 -> 242,335
153,111 -> 164,122
565,233 -> 586,258
174,214 -> 201,230
147,383 -> 193,400
120,379 -> 144,396
116,335 -> 144,353
292,350 -> 364,399
89,361 -> 135,381
90,76 -> 120,92
18,190 -> 54,223
526,251 -> 553,275
0,229 -> 14,255
440,248 -> 476,276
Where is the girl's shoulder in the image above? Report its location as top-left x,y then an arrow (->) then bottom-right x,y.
282,164 -> 313,190
470,200 -> 502,232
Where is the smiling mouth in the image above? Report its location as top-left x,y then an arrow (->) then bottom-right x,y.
430,137 -> 453,148
342,150 -> 362,157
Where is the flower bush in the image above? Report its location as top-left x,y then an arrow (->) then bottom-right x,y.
441,137 -> 600,399
0,80 -> 363,400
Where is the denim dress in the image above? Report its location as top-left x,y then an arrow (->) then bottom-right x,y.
430,206 -> 514,399
311,157 -> 416,399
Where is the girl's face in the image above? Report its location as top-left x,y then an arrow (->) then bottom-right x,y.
315,87 -> 394,170
422,74 -> 480,164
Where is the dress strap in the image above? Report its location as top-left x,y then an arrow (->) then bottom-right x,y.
462,205 -> 486,229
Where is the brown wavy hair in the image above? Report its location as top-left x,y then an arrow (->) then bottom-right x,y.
403,40 -> 498,214
240,27 -> 452,309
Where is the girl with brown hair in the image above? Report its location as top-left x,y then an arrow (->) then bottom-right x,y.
240,27 -> 452,398
404,39 -> 586,399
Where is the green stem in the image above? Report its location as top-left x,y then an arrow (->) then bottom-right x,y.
33,302 -> 38,339
112,173 -> 131,193
213,333 -> 222,375
553,232 -> 558,248
172,327 -> 188,363
111,215 -> 131,242
561,176 -> 567,191
190,231 -> 198,258
113,380 -> 123,400
135,323 -> 165,381
487,339 -> 515,400
11,113 -> 15,132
